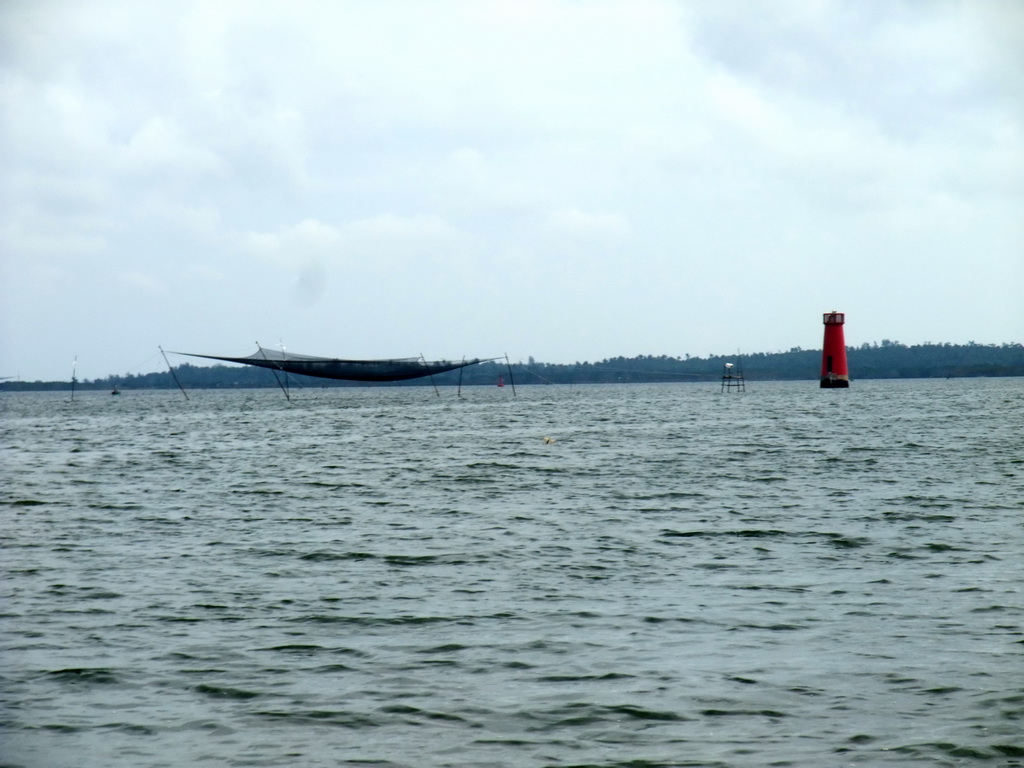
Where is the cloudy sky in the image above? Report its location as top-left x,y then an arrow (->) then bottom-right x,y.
2,0 -> 1021,382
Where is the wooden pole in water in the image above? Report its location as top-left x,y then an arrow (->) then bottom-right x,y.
457,357 -> 465,398
257,342 -> 290,401
71,356 -> 77,401
504,354 -> 517,396
279,340 -> 290,400
159,346 -> 190,400
421,354 -> 440,397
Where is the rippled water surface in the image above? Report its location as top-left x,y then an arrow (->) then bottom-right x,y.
2,379 -> 1023,767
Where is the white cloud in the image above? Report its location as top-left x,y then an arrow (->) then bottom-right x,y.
233,214 -> 459,269
180,264 -> 226,283
118,271 -> 166,294
347,213 -> 456,241
0,0 -> 1021,379
118,117 -> 227,178
544,209 -> 630,238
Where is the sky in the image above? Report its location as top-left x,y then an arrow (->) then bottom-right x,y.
1,0 -> 1022,382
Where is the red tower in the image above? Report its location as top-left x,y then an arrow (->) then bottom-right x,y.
820,311 -> 849,388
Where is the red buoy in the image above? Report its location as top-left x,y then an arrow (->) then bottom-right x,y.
820,311 -> 850,388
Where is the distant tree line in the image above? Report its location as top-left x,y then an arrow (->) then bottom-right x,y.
3,341 -> 1022,391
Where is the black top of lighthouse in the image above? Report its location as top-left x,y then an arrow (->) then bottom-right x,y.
823,311 -> 845,325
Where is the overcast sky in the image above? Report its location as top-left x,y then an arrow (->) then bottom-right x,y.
2,0 -> 1022,382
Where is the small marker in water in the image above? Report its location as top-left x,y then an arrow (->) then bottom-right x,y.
543,437 -> 555,444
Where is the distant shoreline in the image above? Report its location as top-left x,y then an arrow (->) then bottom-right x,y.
3,341 -> 1021,391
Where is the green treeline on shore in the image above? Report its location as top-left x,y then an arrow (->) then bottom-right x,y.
3,341 -> 1022,391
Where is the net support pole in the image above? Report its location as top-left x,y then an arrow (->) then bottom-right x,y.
457,357 -> 465,398
160,346 -> 190,400
279,340 -> 290,400
505,354 -> 517,396
71,356 -> 77,401
422,354 -> 440,397
257,342 -> 290,401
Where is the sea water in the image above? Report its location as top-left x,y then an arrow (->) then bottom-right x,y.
1,379 -> 1022,767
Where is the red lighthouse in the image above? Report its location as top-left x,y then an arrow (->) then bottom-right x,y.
820,311 -> 849,388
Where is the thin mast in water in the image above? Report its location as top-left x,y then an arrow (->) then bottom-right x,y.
71,356 -> 77,401
279,340 -> 291,400
257,342 -> 291,401
159,346 -> 190,400
504,353 -> 517,396
421,354 -> 440,397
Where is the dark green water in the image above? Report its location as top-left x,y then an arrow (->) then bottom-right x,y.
2,379 -> 1022,767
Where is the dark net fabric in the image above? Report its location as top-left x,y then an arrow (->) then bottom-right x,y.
178,349 -> 483,382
